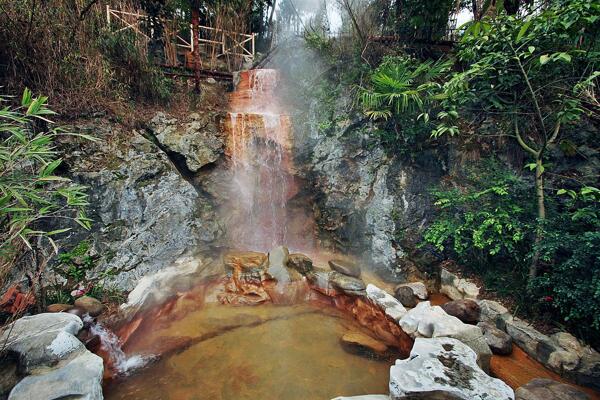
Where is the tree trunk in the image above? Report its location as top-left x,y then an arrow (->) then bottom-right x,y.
191,3 -> 201,94
529,156 -> 546,279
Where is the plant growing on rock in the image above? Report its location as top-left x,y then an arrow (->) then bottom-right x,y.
0,89 -> 92,304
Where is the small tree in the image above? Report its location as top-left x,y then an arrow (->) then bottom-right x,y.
432,0 -> 600,277
0,89 -> 92,295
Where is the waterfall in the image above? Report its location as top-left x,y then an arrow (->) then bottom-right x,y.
226,69 -> 313,252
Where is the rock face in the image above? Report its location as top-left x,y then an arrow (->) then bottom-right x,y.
150,111 -> 224,172
441,299 -> 481,324
478,321 -> 513,355
389,337 -> 514,400
74,296 -> 105,317
0,313 -> 103,400
399,301 -> 491,372
440,268 -> 480,300
329,259 -> 361,278
515,378 -> 590,400
60,114 -> 224,291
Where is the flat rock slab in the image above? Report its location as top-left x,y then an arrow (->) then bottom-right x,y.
515,378 -> 589,400
329,259 -> 361,278
330,272 -> 366,296
389,337 -> 514,400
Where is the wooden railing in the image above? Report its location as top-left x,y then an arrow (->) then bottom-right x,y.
106,6 -> 255,72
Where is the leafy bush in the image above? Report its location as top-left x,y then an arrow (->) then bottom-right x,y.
0,89 -> 92,286
530,192 -> 600,343
422,160 -> 534,272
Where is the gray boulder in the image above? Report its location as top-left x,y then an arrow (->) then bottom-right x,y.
330,272 -> 366,296
329,259 -> 361,278
477,299 -> 513,330
0,313 -> 103,400
389,337 -> 514,400
9,351 -> 103,400
440,268 -> 480,300
287,253 -> 313,274
515,378 -> 589,400
478,321 -> 513,355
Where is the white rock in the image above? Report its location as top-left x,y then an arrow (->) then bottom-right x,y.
389,337 -> 514,400
440,268 -> 480,300
399,301 -> 491,371
366,284 -> 407,322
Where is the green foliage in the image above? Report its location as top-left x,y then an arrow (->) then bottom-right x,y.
360,55 -> 450,122
529,195 -> 600,342
433,0 -> 599,139
0,90 -> 92,261
54,241 -> 94,283
98,31 -> 173,104
422,160 -> 533,268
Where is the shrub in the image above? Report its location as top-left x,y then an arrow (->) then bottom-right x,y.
0,89 -> 92,289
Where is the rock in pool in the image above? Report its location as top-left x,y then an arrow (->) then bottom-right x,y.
329,271 -> 366,296
340,331 -> 388,357
287,253 -> 313,275
394,282 -> 428,300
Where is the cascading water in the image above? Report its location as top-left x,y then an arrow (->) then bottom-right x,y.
87,317 -> 153,376
226,69 -> 313,252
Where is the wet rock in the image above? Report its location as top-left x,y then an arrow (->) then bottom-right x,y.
478,321 -> 513,355
505,318 -> 554,360
330,272 -> 366,296
329,259 -> 361,278
340,331 -> 388,356
287,253 -> 313,274
569,346 -> 600,390
515,378 -> 589,400
74,296 -> 105,317
267,246 -> 291,283
478,299 -> 513,330
440,268 -> 480,300
223,251 -> 268,272
394,286 -> 418,308
47,303 -> 72,313
8,351 -> 103,400
306,268 -> 337,296
150,111 -> 224,172
441,299 -> 481,324
394,282 -> 428,300
0,353 -> 18,399
399,301 -> 491,372
366,284 -> 407,322
389,337 -> 514,400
